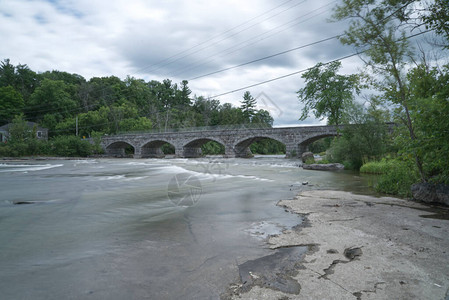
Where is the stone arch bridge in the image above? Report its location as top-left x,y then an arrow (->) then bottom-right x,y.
101,125 -> 341,159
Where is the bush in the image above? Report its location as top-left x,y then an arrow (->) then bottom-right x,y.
0,144 -> 13,157
361,158 -> 420,197
304,157 -> 315,164
360,160 -> 392,174
50,135 -> 93,157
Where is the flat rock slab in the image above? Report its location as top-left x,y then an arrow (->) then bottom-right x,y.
302,163 -> 344,171
228,190 -> 449,300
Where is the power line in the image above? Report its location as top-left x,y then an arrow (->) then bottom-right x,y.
169,2 -> 336,78
19,28 -> 431,121
189,34 -> 342,81
211,52 -> 362,98
210,29 -> 434,98
134,0 -> 306,75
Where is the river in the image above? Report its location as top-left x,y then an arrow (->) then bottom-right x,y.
0,156 -> 376,299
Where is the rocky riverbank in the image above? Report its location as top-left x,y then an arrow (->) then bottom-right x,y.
224,190 -> 449,299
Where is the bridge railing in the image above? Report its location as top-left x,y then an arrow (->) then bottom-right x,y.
113,123 -> 273,136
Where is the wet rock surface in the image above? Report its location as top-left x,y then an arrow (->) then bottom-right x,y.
237,246 -> 306,294
302,163 -> 344,171
227,190 -> 449,300
412,183 -> 449,206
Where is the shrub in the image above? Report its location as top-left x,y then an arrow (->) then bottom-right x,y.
364,158 -> 420,197
51,135 -> 93,157
360,160 -> 392,174
304,157 -> 315,164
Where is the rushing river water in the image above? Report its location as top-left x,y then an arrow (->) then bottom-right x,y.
0,156 -> 376,299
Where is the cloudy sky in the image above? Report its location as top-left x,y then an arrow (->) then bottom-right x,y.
1,0 -> 364,126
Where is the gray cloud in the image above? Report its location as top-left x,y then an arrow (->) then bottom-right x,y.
0,0 -> 363,126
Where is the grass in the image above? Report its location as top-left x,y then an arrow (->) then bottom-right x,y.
360,160 -> 394,174
360,158 -> 420,197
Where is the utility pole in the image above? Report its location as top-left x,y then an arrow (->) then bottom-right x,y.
76,116 -> 78,136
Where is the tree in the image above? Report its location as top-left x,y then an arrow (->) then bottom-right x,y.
0,86 -> 24,124
119,117 -> 152,132
15,64 -> 38,102
7,114 -> 34,143
28,78 -> 78,123
407,64 -> 449,184
193,96 -> 220,126
240,91 -> 257,123
124,76 -> 152,111
297,61 -> 359,129
331,0 -> 442,182
421,0 -> 449,46
0,59 -> 16,88
218,103 -> 245,125
88,76 -> 126,107
252,109 -> 273,127
176,80 -> 192,107
327,102 -> 390,170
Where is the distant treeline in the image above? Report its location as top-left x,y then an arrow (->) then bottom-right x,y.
0,59 -> 284,155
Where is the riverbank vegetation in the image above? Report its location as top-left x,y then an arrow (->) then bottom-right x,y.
0,62 -> 277,157
300,0 -> 449,196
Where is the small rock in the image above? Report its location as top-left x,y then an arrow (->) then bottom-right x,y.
301,152 -> 315,164
327,249 -> 339,254
13,201 -> 35,205
344,247 -> 363,260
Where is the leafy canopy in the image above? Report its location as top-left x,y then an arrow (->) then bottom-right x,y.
297,61 -> 359,127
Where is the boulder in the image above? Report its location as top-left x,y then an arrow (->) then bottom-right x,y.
302,163 -> 345,171
411,183 -> 449,206
301,152 -> 315,164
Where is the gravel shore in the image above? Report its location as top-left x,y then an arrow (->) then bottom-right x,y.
226,190 -> 449,300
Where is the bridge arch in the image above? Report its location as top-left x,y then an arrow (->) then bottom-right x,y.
298,133 -> 338,155
234,136 -> 286,158
141,139 -> 176,158
105,141 -> 136,157
182,138 -> 227,158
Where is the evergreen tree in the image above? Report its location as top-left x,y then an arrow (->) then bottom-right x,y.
240,91 -> 257,123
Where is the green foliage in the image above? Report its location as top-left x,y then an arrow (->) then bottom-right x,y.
326,105 -> 391,170
161,143 -> 175,154
250,139 -> 285,155
405,64 -> 449,184
90,131 -> 105,155
297,61 -> 359,127
240,91 -> 257,123
28,78 -> 78,122
7,115 -> 34,144
360,157 -> 420,197
375,159 -> 420,197
304,157 -> 315,165
50,135 -> 93,157
0,86 -> 24,124
421,0 -> 449,46
308,137 -> 332,154
201,141 -> 225,155
252,109 -> 274,127
0,59 -> 286,157
360,160 -> 392,174
119,117 -> 152,132
330,0 -> 449,183
0,115 -> 50,156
